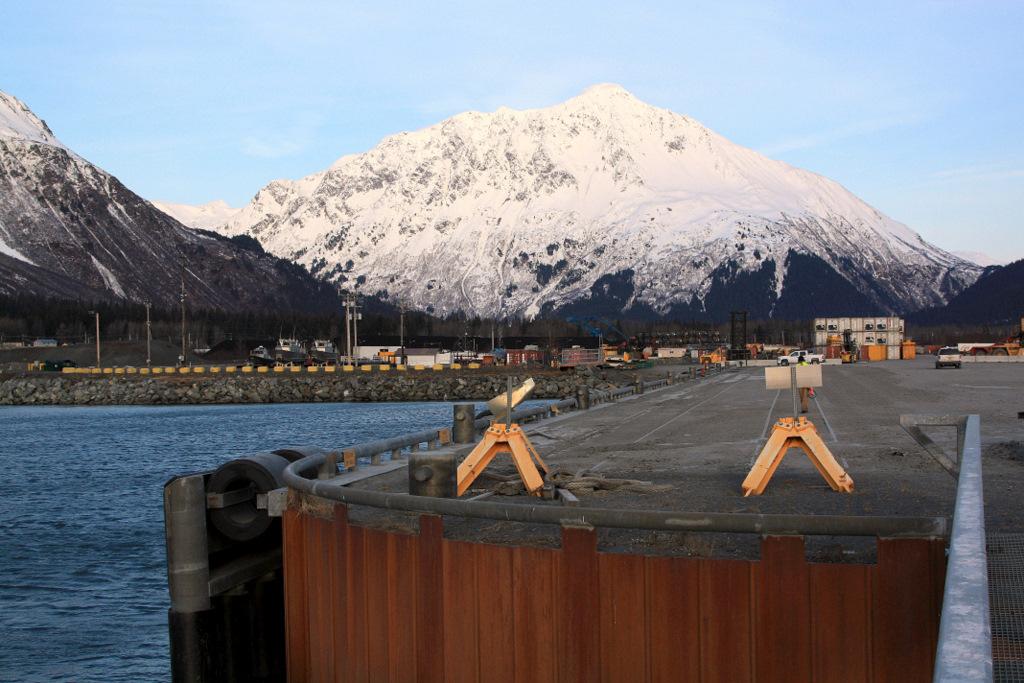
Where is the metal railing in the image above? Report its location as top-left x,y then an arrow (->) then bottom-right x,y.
919,415 -> 992,682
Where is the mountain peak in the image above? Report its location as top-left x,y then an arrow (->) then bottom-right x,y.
222,86 -> 980,319
0,91 -> 65,149
576,83 -> 634,98
151,199 -> 240,230
567,83 -> 643,109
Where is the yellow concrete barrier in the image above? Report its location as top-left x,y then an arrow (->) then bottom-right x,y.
432,364 -> 444,371
343,365 -> 355,372
396,364 -> 407,371
164,366 -> 176,373
359,364 -> 372,372
178,367 -> 190,374
193,367 -> 205,374
152,367 -> 163,374
103,368 -> 113,374
451,363 -> 462,370
241,365 -> 253,373
210,366 -> 221,373
273,366 -> 284,373
126,367 -> 137,374
306,365 -> 319,373
257,366 -> 269,373
468,363 -> 481,369
61,367 -> 76,374
140,367 -> 151,375
114,368 -> 125,375
379,364 -> 390,371
225,365 -> 236,373
414,365 -> 425,371
324,365 -> 336,373
289,365 -> 302,373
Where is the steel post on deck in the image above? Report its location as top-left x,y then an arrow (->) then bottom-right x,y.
452,403 -> 476,443
576,386 -> 590,410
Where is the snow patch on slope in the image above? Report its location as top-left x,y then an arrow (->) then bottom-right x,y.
89,254 -> 126,297
0,232 -> 35,264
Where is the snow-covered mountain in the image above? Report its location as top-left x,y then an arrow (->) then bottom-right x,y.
0,91 -> 337,311
952,251 -> 1006,267
152,199 -> 239,230
221,83 -> 980,320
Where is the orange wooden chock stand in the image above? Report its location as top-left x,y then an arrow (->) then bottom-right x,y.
742,416 -> 854,496
456,422 -> 550,497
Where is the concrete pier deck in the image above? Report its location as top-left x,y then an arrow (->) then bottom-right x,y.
347,357 -> 1023,558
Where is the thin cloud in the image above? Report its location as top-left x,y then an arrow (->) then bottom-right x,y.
758,114 -> 920,156
929,164 -> 1024,183
239,116 -> 321,159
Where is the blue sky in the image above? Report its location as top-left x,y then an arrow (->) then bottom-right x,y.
3,1 -> 1022,261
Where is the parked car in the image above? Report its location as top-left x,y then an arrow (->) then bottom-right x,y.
935,347 -> 962,369
777,350 -> 823,366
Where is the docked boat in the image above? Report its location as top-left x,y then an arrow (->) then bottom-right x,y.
248,345 -> 274,366
273,338 -> 307,365
310,339 -> 338,363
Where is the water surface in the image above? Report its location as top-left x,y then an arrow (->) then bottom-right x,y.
0,402 -> 472,683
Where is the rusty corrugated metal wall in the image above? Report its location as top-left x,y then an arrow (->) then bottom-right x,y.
283,503 -> 945,683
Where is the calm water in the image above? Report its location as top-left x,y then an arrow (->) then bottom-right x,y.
0,402 -> 480,683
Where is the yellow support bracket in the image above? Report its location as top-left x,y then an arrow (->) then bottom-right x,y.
456,423 -> 550,497
742,417 -> 854,496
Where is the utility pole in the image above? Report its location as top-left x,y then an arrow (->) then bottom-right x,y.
144,301 -> 152,367
399,302 -> 406,364
89,310 -> 101,367
179,267 -> 187,366
343,293 -> 354,364
352,296 -> 361,361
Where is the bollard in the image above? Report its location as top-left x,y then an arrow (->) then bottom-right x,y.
408,453 -> 457,497
635,378 -> 644,395
576,386 -> 591,410
667,371 -> 673,385
453,403 -> 476,443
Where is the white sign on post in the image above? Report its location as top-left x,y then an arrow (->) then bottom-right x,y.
764,365 -> 822,390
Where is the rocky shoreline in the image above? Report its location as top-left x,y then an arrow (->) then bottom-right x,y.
0,368 -> 661,406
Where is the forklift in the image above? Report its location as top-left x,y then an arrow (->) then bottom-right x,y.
841,329 -> 859,364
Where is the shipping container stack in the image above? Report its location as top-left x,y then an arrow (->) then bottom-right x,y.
813,316 -> 905,361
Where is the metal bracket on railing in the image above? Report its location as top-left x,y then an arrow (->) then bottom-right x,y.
206,484 -> 256,509
263,488 -> 288,517
899,414 -> 964,477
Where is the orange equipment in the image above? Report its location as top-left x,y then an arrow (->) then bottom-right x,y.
742,365 -> 854,496
456,377 -> 550,497
699,347 -> 726,364
456,422 -> 550,496
742,417 -> 854,496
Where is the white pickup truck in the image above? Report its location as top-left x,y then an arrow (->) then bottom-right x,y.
777,350 -> 823,366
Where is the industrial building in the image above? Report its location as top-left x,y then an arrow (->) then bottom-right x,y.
814,316 -> 906,360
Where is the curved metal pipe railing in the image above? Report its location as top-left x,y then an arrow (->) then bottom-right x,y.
281,451 -> 947,539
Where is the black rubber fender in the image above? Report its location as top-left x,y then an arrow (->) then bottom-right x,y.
207,452 -> 290,541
